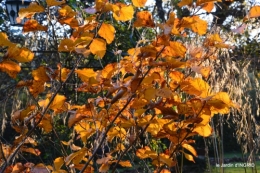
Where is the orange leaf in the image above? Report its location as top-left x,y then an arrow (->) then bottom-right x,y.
0,60 -> 21,78
178,0 -> 193,7
59,67 -> 71,82
98,23 -> 115,44
162,41 -> 186,58
134,11 -> 155,28
29,80 -> 45,97
132,0 -> 147,7
89,38 -> 106,58
181,16 -> 207,35
75,68 -> 97,82
95,0 -> 113,12
202,2 -> 214,13
154,169 -> 171,173
249,6 -> 260,18
7,46 -> 34,63
12,163 -> 25,172
0,32 -> 15,47
59,5 -> 77,17
46,0 -> 65,6
119,160 -> 132,167
23,19 -> 48,32
99,163 -> 110,172
37,113 -> 53,133
32,66 -> 50,82
18,2 -> 44,19
54,157 -> 64,171
20,147 -> 41,156
196,0 -> 220,6
112,3 -> 134,21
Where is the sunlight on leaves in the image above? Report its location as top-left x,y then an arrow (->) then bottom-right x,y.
249,6 -> 260,18
98,23 -> 115,44
112,3 -> 134,21
132,0 -> 147,7
89,38 -> 107,58
0,60 -> 21,78
46,0 -> 65,7
23,20 -> 48,33
134,11 -> 155,28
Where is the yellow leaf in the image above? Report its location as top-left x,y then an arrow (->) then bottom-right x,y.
107,126 -> 126,142
112,3 -> 134,21
56,67 -> 71,82
193,124 -> 212,137
7,47 -> 34,63
180,78 -> 210,98
0,32 -> 15,47
183,151 -> 195,162
75,68 -> 97,82
119,160 -> 132,167
204,34 -> 229,48
58,39 -> 75,52
182,143 -> 198,157
98,23 -> 115,44
54,157 -> 64,171
158,153 -> 176,167
206,92 -> 233,114
0,60 -> 21,78
132,0 -> 147,7
133,11 -> 155,28
162,41 -> 187,58
18,2 -> 45,19
178,0 -> 193,7
101,63 -> 117,79
89,38 -> 106,58
23,19 -> 48,33
46,0 -> 65,6
65,148 -> 88,165
249,6 -> 260,18
50,94 -> 67,112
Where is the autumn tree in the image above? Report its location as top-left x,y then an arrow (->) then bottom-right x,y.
0,0 -> 259,172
